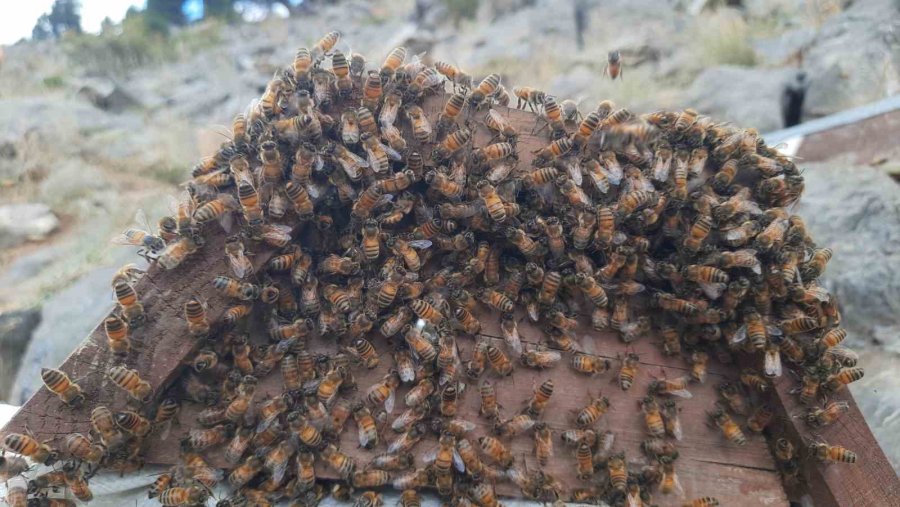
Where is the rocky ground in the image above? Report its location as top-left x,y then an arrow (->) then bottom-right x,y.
0,0 -> 898,468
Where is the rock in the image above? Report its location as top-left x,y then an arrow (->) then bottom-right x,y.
0,246 -> 62,286
10,266 -> 118,405
0,203 -> 59,248
850,349 -> 900,472
0,308 -> 41,402
683,66 -> 799,132
801,0 -> 900,119
75,77 -> 141,113
549,65 -> 596,101
794,161 -> 900,347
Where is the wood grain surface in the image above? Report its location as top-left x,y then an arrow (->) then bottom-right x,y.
2,91 -> 894,506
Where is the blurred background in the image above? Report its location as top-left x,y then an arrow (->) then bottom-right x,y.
0,0 -> 897,470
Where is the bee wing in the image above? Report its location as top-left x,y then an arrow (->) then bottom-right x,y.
699,282 -> 726,300
384,144 -> 403,162
271,457 -> 288,485
111,232 -> 142,246
652,157 -> 671,182
564,160 -> 583,186
500,319 -> 522,355
766,325 -> 783,337
226,253 -> 252,279
218,211 -> 235,233
133,209 -> 153,232
422,446 -> 437,464
452,448 -> 466,473
765,350 -> 783,378
724,227 -> 747,242
384,389 -> 396,414
586,167 -> 611,194
669,418 -> 683,441
667,388 -> 693,399
407,240 -> 432,249
157,419 -> 173,441
731,325 -> 748,345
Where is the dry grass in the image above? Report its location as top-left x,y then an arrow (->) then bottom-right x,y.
688,10 -> 758,67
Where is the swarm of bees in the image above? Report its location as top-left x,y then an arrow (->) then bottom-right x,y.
1,30 -> 864,507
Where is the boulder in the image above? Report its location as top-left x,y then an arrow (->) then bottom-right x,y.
801,0 -> 900,119
75,77 -> 141,113
0,308 -> 41,402
794,160 -> 900,347
0,203 -> 59,248
10,266 -> 118,405
683,66 -> 799,132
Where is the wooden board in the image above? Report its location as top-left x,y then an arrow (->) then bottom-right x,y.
2,90 -> 894,505
0,231 -> 290,444
770,375 -> 900,505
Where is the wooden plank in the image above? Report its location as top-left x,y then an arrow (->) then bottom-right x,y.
0,231 -> 291,443
770,374 -> 900,506
2,91 -> 796,505
157,307 -> 786,505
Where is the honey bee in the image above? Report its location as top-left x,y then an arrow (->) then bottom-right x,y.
618,352 -> 640,391
111,410 -> 152,439
213,275 -> 260,301
639,396 -> 665,438
659,456 -> 683,496
108,365 -> 152,403
477,435 -> 513,467
808,439 -> 857,464
367,371 -> 400,413
806,400 -> 851,428
182,296 -> 210,338
2,433 -> 57,465
64,433 -> 105,464
823,367 -> 865,393
649,375 -> 693,399
604,50 -> 622,80
520,347 -> 562,370
709,405 -> 747,446
682,498 -> 720,507
575,394 -> 611,428
113,210 -> 166,259
321,444 -> 356,480
746,404 -> 774,433
112,280 -> 145,327
40,367 -> 84,406
158,235 -> 202,270
606,452 -> 627,492
91,405 -> 124,450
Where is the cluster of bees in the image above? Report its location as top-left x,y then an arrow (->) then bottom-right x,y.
1,29 -> 865,507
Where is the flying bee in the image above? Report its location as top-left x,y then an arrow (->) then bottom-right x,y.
40,367 -> 84,406
108,365 -> 152,403
112,210 -> 166,260
604,50 -> 622,80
